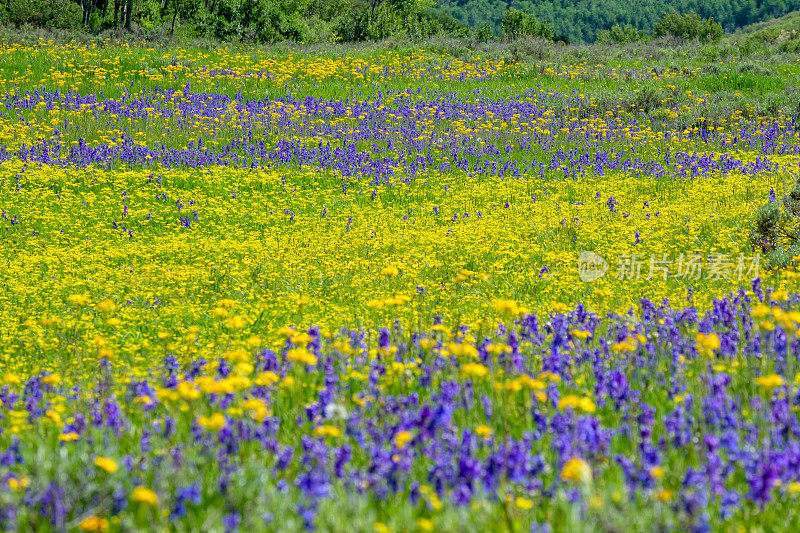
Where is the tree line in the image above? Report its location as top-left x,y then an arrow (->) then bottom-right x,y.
0,0 -> 791,43
437,0 -> 800,42
0,0 -> 472,42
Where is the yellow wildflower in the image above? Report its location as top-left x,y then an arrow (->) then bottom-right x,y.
695,332 -> 720,357
242,398 -> 270,421
7,477 -> 28,490
655,489 -> 673,502
290,332 -> 313,345
225,315 -> 248,329
394,431 -> 413,449
561,457 -> 592,485
94,457 -> 118,474
514,496 -> 534,510
131,486 -> 158,506
416,518 -> 434,531
461,362 -> 489,379
287,348 -> 318,366
254,371 -> 280,386
313,425 -> 341,438
492,298 -> 520,314
67,294 -> 90,306
475,425 -> 493,439
571,329 -> 591,340
197,413 -> 226,431
756,374 -> 785,391
42,373 -> 61,386
79,516 -> 109,532
95,299 -> 116,312
380,265 -> 399,276
558,394 -> 596,413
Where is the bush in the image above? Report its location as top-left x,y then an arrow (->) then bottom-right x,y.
750,184 -> 800,270
777,29 -> 800,53
631,87 -> 663,112
597,24 -> 647,44
653,11 -> 723,43
334,1 -> 402,42
417,9 -> 469,39
334,2 -> 370,42
501,7 -> 553,42
474,22 -> 494,43
508,37 -> 550,62
191,0 -> 326,43
192,0 -> 250,41
262,9 -> 313,42
2,0 -> 82,29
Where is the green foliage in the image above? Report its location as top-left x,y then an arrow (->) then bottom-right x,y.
0,0 -> 797,44
193,0 -> 251,41
597,24 -> 647,44
134,0 -> 164,30
367,2 -> 402,40
416,9 -> 469,39
0,0 -> 82,28
333,1 -> 371,42
735,10 -> 800,42
500,7 -> 552,41
507,36 -> 551,62
334,1 -> 400,41
750,185 -> 800,270
780,32 -> 800,53
190,0 -> 346,43
474,21 -> 493,42
333,0 -> 468,42
631,87 -> 663,112
727,10 -> 800,55
436,0 -> 800,43
653,11 -> 723,42
0,0 -> 463,43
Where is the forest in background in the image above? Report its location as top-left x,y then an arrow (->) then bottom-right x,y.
438,0 -> 800,42
0,0 -> 799,43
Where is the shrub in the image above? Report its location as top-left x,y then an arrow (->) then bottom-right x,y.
474,22 -> 494,43
419,9 -> 469,39
778,29 -> 800,53
192,0 -> 250,41
262,9 -> 312,42
333,1 -> 370,42
631,87 -> 663,113
2,0 -> 82,29
750,184 -> 800,270
501,8 -> 553,42
597,24 -> 646,44
191,0 -> 322,43
653,11 -> 723,42
508,37 -> 550,62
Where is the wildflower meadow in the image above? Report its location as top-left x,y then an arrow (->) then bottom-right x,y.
1,34 -> 800,532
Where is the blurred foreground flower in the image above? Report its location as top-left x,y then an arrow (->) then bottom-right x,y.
131,486 -> 159,506
561,457 -> 592,485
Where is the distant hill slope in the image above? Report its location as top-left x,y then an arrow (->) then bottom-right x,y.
732,9 -> 800,38
435,0 -> 800,42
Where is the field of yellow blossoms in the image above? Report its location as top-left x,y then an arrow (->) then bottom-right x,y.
1,37 -> 800,531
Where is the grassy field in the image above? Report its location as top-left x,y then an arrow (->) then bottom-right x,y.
1,27 -> 800,531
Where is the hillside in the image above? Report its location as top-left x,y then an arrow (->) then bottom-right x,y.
732,8 -> 800,39
436,0 -> 800,42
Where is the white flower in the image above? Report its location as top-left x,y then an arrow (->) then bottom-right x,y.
324,403 -> 348,421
